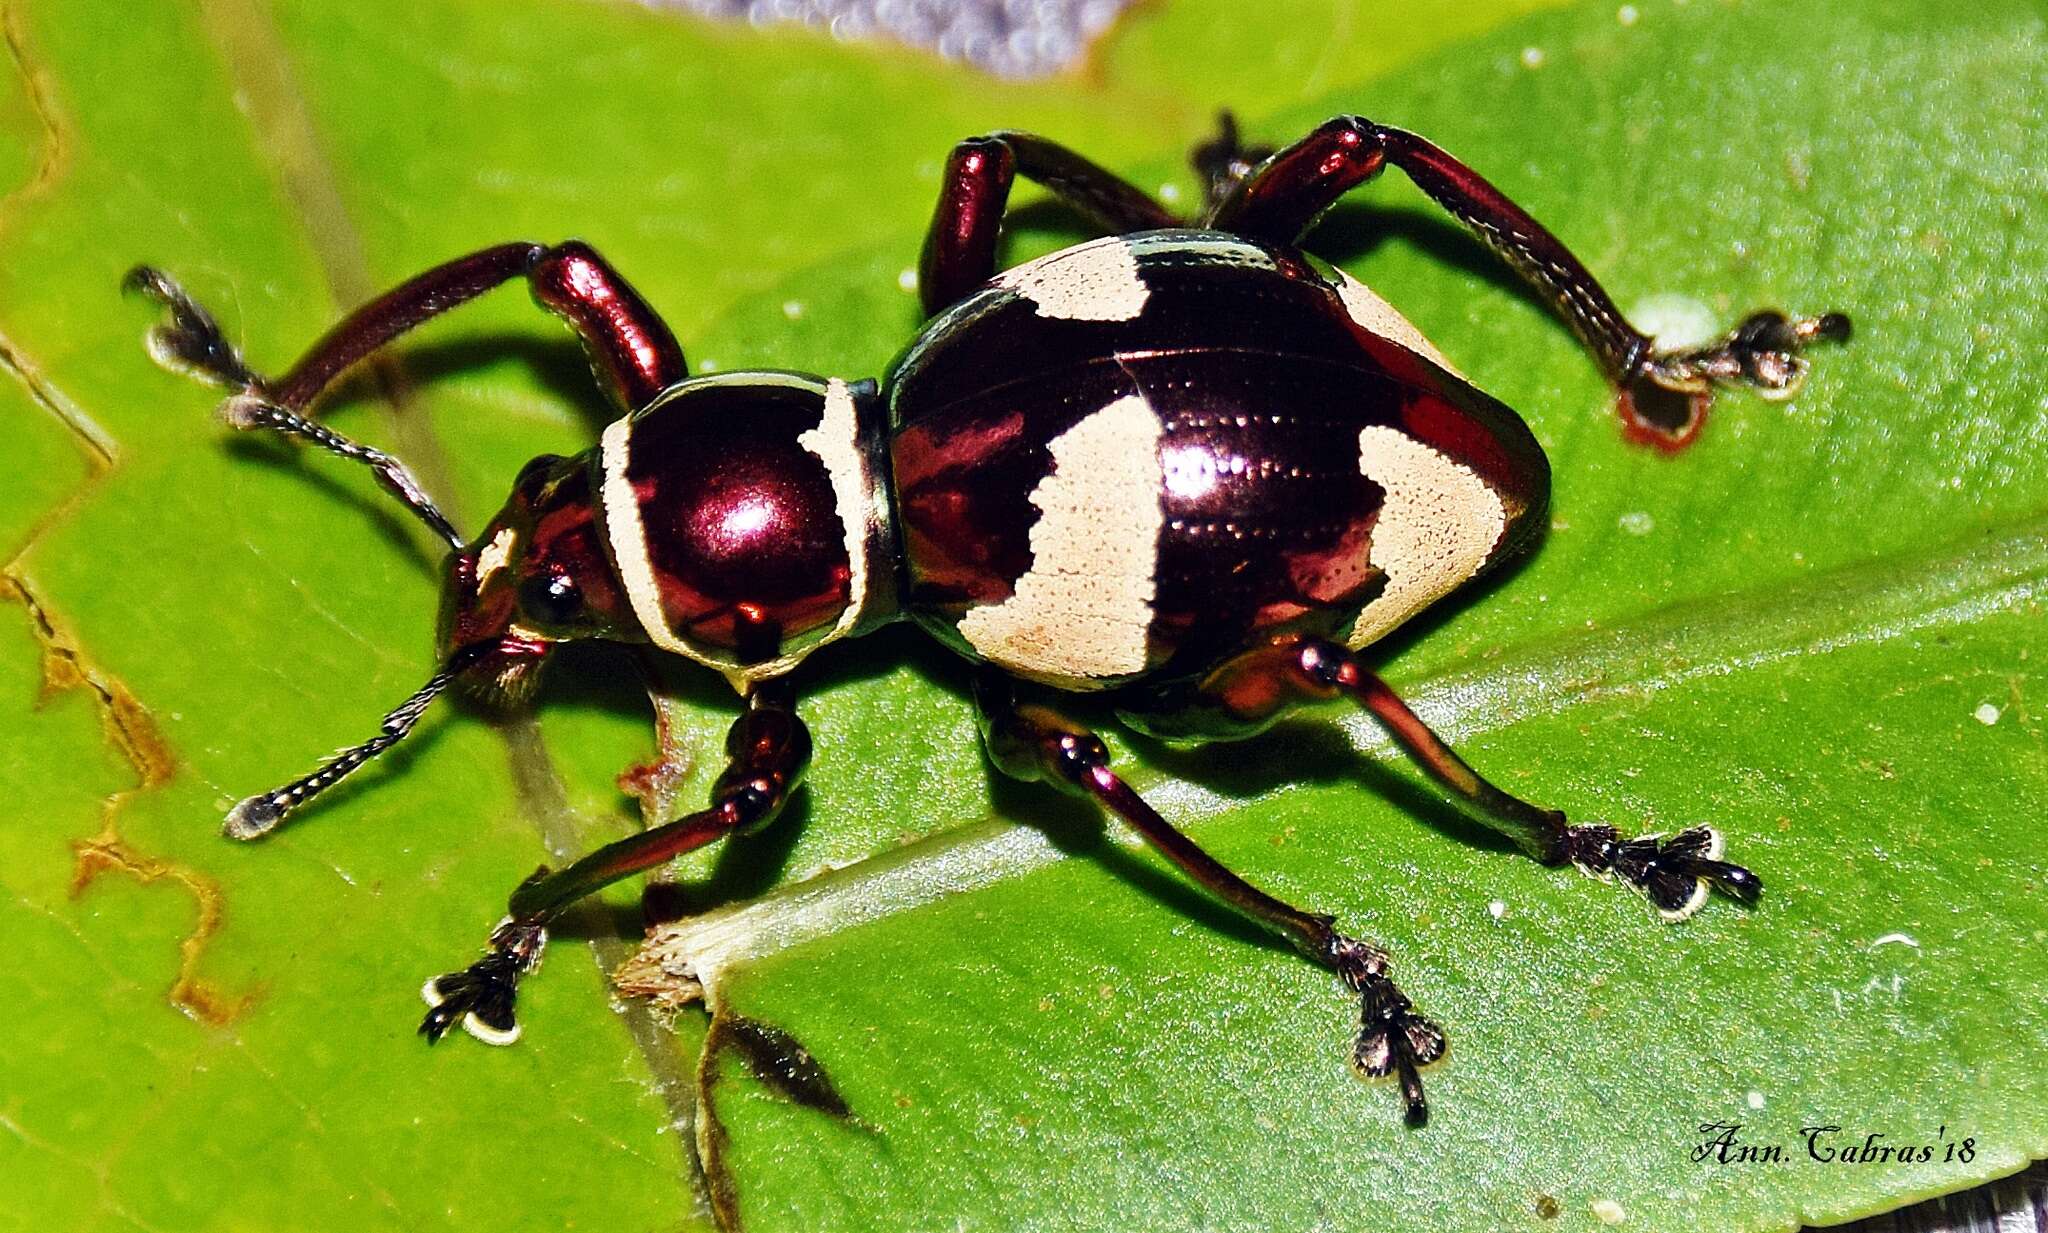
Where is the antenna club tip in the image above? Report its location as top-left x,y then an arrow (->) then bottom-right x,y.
224,794 -> 285,841
217,392 -> 273,431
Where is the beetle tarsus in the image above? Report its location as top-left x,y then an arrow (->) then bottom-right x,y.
1624,308 -> 1853,445
420,917 -> 547,1046
1190,110 -> 1276,216
1650,308 -> 1851,392
127,264 -> 472,548
1561,823 -> 1760,921
1328,934 -> 1444,1127
124,265 -> 267,392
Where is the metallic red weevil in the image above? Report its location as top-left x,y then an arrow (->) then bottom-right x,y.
131,115 -> 1846,1124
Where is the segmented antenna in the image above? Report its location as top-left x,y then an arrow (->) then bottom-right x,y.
125,264 -> 466,552
223,643 -> 494,840
217,395 -> 464,551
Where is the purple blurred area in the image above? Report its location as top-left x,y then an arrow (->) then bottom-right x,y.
642,0 -> 1135,77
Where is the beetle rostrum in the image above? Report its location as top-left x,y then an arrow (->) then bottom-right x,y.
130,114 -> 1848,1126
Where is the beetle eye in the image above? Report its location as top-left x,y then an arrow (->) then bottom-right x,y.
514,453 -> 566,496
519,571 -> 584,626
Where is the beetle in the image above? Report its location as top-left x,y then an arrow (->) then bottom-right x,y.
130,114 -> 1847,1125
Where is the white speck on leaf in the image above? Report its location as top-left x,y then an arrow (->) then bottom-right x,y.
1747,1090 -> 1766,1110
898,267 -> 919,292
781,299 -> 805,319
1520,45 -> 1546,69
1617,4 -> 1639,24
1870,932 -> 1920,949
1631,292 -> 1719,351
1973,702 -> 2001,725
1620,511 -> 1655,536
1488,899 -> 1507,920
1592,1198 -> 1627,1225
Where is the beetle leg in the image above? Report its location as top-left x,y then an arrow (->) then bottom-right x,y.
919,133 -> 1179,316
1207,116 -> 1850,446
130,242 -> 685,414
125,246 -> 688,545
420,682 -> 809,1046
975,670 -> 1443,1125
1134,636 -> 1762,921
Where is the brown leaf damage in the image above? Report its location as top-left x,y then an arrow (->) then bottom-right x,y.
6,575 -> 256,1028
1,1 -> 67,216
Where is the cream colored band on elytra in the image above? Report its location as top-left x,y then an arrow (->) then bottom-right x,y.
797,378 -> 869,649
1347,425 -> 1506,650
995,235 -> 1150,322
957,393 -> 1163,689
1329,268 -> 1463,378
599,414 -> 699,662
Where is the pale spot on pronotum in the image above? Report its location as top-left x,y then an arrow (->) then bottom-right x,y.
1347,426 -> 1507,649
958,394 -> 1163,687
1327,269 -> 1462,377
995,236 -> 1150,322
475,526 -> 518,588
797,378 -> 870,648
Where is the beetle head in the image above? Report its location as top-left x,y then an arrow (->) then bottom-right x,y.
439,451 -> 635,704
216,443 -> 637,841
212,373 -> 889,841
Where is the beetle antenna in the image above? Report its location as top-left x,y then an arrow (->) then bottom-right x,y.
125,265 -> 466,552
217,395 -> 466,552
223,642 -> 495,840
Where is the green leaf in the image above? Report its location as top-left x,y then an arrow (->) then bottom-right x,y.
1,3 -> 2041,1233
